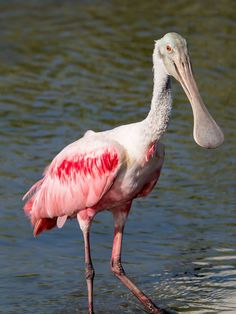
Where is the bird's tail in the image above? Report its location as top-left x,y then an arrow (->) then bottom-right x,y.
23,179 -> 57,236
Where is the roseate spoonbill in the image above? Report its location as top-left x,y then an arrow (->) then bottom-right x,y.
23,33 -> 224,314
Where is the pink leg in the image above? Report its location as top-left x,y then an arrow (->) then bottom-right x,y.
110,203 -> 167,314
77,210 -> 95,314
82,229 -> 94,314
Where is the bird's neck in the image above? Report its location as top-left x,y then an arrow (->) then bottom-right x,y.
144,56 -> 172,143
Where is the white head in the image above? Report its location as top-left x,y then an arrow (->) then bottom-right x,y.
154,32 -> 224,149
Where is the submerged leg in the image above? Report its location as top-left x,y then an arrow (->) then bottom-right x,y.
77,210 -> 95,314
110,203 -> 167,314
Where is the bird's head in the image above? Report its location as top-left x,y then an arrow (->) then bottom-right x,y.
154,32 -> 224,149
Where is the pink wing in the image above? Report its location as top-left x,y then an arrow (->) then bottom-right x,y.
23,138 -> 123,235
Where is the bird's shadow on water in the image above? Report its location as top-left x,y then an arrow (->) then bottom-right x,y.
50,288 -> 178,314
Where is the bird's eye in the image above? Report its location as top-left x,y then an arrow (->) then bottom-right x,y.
166,45 -> 172,53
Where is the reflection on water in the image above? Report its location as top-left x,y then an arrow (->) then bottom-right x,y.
0,1 -> 235,313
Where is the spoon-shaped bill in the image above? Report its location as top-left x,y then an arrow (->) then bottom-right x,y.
177,58 -> 224,149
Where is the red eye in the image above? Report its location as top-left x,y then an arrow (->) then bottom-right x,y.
166,45 -> 172,52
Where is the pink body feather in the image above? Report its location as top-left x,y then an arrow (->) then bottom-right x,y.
23,138 -> 124,235
23,132 -> 164,236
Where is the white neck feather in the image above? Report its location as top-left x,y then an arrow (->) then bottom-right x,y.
144,49 -> 172,143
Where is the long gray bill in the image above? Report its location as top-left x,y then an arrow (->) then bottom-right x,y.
177,58 -> 224,149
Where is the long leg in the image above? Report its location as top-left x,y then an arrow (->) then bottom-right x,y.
77,210 -> 95,314
110,203 -> 167,314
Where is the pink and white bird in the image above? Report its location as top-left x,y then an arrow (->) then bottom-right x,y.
23,33 -> 224,314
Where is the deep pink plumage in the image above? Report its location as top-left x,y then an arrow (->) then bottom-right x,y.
23,138 -> 123,236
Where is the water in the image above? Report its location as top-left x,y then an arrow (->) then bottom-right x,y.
0,1 -> 235,313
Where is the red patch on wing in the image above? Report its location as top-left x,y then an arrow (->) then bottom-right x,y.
145,142 -> 155,162
54,149 -> 119,180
